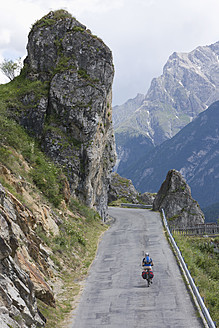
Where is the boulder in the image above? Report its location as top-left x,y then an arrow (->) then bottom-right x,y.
138,192 -> 155,205
153,169 -> 205,228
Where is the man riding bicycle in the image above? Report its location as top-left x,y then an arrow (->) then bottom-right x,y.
142,252 -> 154,285
142,252 -> 153,271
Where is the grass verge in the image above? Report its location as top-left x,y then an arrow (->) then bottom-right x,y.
173,234 -> 219,326
37,200 -> 108,328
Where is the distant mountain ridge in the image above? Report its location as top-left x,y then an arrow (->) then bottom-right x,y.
113,41 -> 219,176
113,93 -> 144,129
129,101 -> 219,210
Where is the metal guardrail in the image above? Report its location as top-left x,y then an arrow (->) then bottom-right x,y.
121,203 -> 153,209
161,208 -> 216,328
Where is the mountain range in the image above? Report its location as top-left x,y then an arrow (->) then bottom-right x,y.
113,41 -> 219,178
129,100 -> 219,210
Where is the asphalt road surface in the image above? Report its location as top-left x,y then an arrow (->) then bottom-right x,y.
71,207 -> 203,328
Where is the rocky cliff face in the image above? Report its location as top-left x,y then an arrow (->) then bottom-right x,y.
0,135 -> 108,327
113,41 -> 219,176
16,10 -> 116,219
0,171 -> 52,328
153,170 -> 205,228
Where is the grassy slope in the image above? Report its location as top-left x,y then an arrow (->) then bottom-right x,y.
173,235 -> 219,326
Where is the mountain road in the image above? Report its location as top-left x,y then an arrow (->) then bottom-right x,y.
70,207 -> 203,328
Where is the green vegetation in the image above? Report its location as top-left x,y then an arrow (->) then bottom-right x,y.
53,56 -> 74,75
173,235 -> 219,325
113,173 -> 130,188
0,57 -> 22,81
72,26 -> 86,33
109,197 -> 130,207
168,214 -> 180,221
77,68 -> 90,80
0,68 -> 65,206
33,10 -> 73,29
77,68 -> 99,84
0,69 -> 49,112
0,111 -> 64,206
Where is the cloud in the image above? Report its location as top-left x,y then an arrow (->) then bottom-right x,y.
0,0 -> 219,104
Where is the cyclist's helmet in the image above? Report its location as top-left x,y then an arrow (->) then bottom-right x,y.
145,252 -> 149,256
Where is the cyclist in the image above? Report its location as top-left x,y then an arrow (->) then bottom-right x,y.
142,252 -> 153,271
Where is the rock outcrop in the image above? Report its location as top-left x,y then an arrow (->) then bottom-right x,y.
138,192 -> 155,205
108,173 -> 139,204
0,180 -> 48,327
153,170 -> 205,228
0,148 -> 107,327
108,172 -> 155,205
14,10 -> 116,219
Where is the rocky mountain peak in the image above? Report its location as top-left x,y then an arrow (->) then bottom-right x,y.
143,40 -> 219,144
26,10 -> 114,89
153,170 -> 205,228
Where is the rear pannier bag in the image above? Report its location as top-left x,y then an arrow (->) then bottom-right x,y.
142,271 -> 147,279
149,271 -> 154,279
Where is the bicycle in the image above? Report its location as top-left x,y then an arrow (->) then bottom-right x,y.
142,268 -> 154,287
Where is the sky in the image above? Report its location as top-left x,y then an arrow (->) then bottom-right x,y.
0,0 -> 219,105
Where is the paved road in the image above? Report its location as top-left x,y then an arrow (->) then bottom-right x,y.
71,208 -> 203,328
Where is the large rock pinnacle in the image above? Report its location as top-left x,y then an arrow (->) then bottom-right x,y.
20,10 -> 116,219
153,169 -> 205,228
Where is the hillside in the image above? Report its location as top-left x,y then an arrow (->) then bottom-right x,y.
203,202 -> 219,223
112,93 -> 154,176
114,40 -> 219,176
0,9 -> 115,328
128,101 -> 219,212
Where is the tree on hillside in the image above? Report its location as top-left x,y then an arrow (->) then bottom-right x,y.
0,58 -> 22,81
